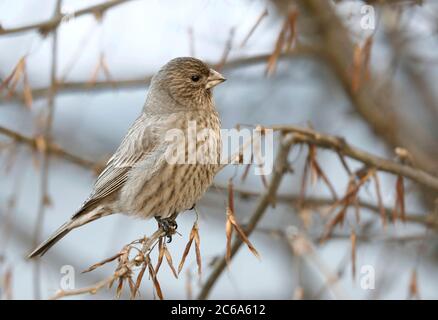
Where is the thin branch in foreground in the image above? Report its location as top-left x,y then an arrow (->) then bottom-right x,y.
50,228 -> 167,300
164,244 -> 178,279
146,256 -> 164,300
225,178 -> 262,263
178,222 -> 202,278
82,252 -> 122,274
226,209 -> 261,259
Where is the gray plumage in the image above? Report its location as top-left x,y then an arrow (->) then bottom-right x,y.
29,57 -> 225,258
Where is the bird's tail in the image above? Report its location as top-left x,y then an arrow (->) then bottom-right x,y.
27,222 -> 72,258
28,207 -> 110,259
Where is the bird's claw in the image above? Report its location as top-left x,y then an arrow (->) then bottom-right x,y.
155,217 -> 178,243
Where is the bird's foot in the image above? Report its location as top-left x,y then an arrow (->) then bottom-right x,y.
155,216 -> 178,243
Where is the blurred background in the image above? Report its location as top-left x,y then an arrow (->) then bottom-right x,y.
1,0 -> 438,300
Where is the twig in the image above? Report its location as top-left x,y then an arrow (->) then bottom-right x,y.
31,0 -> 62,300
0,126 -> 96,170
269,125 -> 438,192
0,0 -> 136,36
50,229 -> 165,299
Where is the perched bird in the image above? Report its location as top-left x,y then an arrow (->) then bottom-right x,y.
28,57 -> 225,258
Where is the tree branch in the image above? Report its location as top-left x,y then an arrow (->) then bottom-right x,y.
32,0 -> 62,300
0,125 -> 96,170
50,228 -> 165,300
271,125 -> 438,192
1,48 -> 320,104
0,0 -> 136,36
297,0 -> 437,173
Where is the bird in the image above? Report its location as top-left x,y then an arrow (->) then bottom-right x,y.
28,57 -> 226,258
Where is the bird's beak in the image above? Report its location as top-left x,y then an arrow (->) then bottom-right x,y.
206,68 -> 226,89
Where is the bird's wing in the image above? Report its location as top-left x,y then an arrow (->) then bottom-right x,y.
73,114 -> 158,218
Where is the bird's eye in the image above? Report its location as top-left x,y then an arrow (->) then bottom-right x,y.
191,75 -> 200,82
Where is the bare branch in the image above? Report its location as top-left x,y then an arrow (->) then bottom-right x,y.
32,0 -> 62,299
0,126 -> 97,170
50,228 -> 165,299
296,0 -> 437,173
270,125 -> 438,192
2,48 -> 320,104
0,0 -> 136,36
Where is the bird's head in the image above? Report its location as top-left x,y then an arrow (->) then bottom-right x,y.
151,57 -> 226,109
